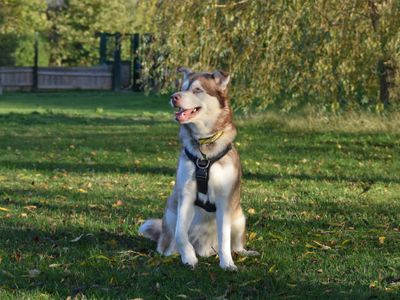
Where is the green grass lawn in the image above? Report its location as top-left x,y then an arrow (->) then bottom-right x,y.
0,92 -> 399,299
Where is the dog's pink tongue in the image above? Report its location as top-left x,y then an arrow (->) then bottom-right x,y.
175,109 -> 191,122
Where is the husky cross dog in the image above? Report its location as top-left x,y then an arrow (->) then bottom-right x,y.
139,67 -> 258,270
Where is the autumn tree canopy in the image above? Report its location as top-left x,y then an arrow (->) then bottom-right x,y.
0,0 -> 399,111
142,0 -> 400,111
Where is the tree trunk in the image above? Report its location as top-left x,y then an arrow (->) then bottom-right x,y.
377,59 -> 390,108
368,0 -> 390,107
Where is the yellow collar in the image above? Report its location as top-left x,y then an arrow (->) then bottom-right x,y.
198,131 -> 224,145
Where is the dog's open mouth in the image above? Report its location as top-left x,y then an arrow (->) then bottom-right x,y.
175,107 -> 201,123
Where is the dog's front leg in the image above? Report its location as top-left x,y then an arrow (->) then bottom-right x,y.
175,193 -> 197,268
216,201 -> 237,271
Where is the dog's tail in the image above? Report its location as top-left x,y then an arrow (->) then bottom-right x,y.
138,219 -> 162,242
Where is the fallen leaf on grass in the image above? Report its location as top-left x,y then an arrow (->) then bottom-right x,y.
268,264 -> 277,273
379,236 -> 386,244
247,208 -> 256,215
385,279 -> 400,291
1,213 -> 12,219
0,207 -> 10,212
106,239 -> 118,247
24,205 -> 37,211
307,240 -> 332,250
13,251 -> 22,262
239,279 -> 261,287
236,256 -> 247,263
1,270 -> 14,278
70,234 -> 84,243
49,264 -> 62,268
20,213 -> 28,218
209,272 -> 217,283
267,232 -> 285,241
112,200 -> 124,207
28,269 -> 41,278
248,232 -> 257,241
302,251 -> 315,258
341,239 -> 352,246
88,255 -> 111,261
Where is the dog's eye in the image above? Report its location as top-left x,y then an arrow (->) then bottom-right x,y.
193,87 -> 203,94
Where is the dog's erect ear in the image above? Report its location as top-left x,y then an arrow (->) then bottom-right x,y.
212,70 -> 230,90
177,67 -> 192,82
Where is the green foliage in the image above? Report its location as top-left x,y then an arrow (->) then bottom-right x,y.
44,0 -> 157,66
14,35 -> 50,66
0,92 -> 399,298
141,0 -> 400,111
0,0 -> 48,66
0,0 -> 48,35
0,33 -> 18,66
0,0 -> 157,66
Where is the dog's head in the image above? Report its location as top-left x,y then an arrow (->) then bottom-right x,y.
170,67 -> 230,125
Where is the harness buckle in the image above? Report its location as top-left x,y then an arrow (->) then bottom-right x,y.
195,159 -> 209,182
196,158 -> 210,169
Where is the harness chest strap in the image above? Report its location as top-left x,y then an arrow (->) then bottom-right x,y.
184,144 -> 232,213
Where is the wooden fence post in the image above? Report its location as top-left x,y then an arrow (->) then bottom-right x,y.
99,32 -> 107,65
132,33 -> 141,91
32,32 -> 39,91
112,33 -> 122,91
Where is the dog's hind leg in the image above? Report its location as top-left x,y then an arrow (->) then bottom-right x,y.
231,210 -> 259,257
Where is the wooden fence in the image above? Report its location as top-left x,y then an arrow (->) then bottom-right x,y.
0,66 -> 113,91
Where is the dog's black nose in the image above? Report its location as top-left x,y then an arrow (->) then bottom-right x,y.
170,93 -> 181,106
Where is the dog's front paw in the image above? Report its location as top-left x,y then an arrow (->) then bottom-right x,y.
181,254 -> 198,269
220,261 -> 238,272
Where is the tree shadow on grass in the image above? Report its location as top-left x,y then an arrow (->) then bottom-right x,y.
0,112 -> 171,126
0,112 -> 177,155
245,170 -> 400,184
0,186 -> 159,212
246,197 -> 400,234
0,211 -> 397,299
0,224 -> 156,298
2,159 -> 399,185
0,91 -> 168,113
0,160 -> 176,176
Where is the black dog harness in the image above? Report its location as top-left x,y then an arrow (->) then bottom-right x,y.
184,144 -> 232,213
